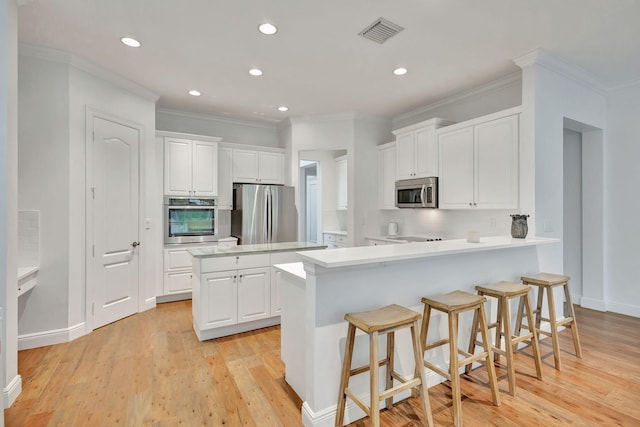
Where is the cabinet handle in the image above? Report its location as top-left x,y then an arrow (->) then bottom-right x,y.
239,274 -> 243,282
469,202 -> 472,206
473,202 -> 477,206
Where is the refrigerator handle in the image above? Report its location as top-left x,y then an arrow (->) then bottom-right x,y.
266,187 -> 272,243
269,190 -> 274,242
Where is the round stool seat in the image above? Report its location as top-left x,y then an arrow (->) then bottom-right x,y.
345,304 -> 421,333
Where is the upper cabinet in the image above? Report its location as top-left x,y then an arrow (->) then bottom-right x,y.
232,149 -> 284,185
217,146 -> 233,209
438,110 -> 519,209
335,155 -> 348,210
164,137 -> 219,197
393,118 -> 455,180
377,142 -> 396,210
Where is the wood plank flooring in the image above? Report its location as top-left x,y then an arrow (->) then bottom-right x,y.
5,302 -> 639,426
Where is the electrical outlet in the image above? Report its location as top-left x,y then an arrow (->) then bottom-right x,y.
145,218 -> 151,230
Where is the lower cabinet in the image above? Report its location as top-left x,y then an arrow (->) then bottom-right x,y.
237,267 -> 270,323
323,232 -> 348,248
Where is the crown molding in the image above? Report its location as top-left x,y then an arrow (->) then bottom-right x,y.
608,76 -> 640,93
156,108 -> 278,131
392,71 -> 522,125
513,48 -> 607,96
19,43 -> 159,102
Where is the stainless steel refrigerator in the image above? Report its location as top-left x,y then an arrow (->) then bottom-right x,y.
231,184 -> 297,244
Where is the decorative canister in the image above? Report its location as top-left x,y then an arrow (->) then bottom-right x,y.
510,214 -> 530,239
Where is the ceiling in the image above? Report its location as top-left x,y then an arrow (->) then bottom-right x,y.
17,0 -> 640,124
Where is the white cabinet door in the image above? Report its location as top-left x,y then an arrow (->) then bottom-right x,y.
201,271 -> 237,328
439,126 -> 475,209
191,140 -> 218,196
415,126 -> 438,178
164,138 -> 192,196
395,132 -> 415,180
164,270 -> 192,294
218,147 -> 233,209
378,143 -> 397,209
237,267 -> 270,323
232,149 -> 259,183
336,156 -> 348,210
258,151 -> 284,184
475,115 -> 519,209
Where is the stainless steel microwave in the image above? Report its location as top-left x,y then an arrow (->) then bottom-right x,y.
395,177 -> 438,208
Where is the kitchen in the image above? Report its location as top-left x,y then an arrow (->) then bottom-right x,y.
2,1 -> 640,426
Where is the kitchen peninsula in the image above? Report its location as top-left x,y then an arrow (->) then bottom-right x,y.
276,236 -> 559,427
188,242 -> 326,340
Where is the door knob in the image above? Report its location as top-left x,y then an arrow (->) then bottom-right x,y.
131,241 -> 141,247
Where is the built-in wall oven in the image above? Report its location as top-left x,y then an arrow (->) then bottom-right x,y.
395,177 -> 438,208
164,197 -> 218,244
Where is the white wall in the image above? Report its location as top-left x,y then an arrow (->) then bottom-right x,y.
157,109 -> 279,147
1,0 -> 19,410
605,83 -> 640,317
563,129 -> 583,300
17,46 -> 159,343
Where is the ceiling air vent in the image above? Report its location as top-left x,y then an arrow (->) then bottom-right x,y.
358,17 -> 404,44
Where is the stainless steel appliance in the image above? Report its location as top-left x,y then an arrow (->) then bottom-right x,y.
395,177 -> 438,208
231,184 -> 297,244
164,197 -> 218,244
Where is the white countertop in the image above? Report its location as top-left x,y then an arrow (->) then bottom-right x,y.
188,241 -> 327,258
273,262 -> 306,280
297,235 -> 559,269
323,230 -> 348,236
18,266 -> 39,281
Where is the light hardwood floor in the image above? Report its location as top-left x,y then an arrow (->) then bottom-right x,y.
5,301 -> 640,426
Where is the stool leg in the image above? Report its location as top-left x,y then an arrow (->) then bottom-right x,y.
501,296 -> 516,396
370,331 -> 380,427
535,286 -> 544,332
420,305 -> 432,356
514,295 -> 525,337
478,303 -> 501,407
385,331 -> 395,410
448,311 -> 462,427
524,292 -> 543,380
563,283 -> 583,358
335,324 -> 356,427
494,296 -> 504,363
411,320 -> 434,427
546,286 -> 562,370
465,304 -> 479,375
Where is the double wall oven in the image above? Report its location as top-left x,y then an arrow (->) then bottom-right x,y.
164,197 -> 218,244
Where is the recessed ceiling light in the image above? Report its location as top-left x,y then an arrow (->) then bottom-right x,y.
258,23 -> 278,35
249,68 -> 263,76
278,106 -> 289,112
188,90 -> 201,96
393,67 -> 408,76
121,37 -> 141,48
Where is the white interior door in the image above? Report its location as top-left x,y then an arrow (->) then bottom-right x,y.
90,115 -> 140,329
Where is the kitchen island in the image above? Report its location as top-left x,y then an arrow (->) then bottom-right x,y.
189,241 -> 326,341
275,236 -> 559,427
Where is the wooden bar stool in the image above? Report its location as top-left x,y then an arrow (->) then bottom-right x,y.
335,304 -> 433,427
467,281 -> 543,396
517,273 -> 582,370
420,291 -> 500,427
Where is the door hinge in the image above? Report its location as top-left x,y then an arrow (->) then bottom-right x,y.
91,187 -> 95,199
92,244 -> 95,257
92,131 -> 95,141
92,301 -> 95,316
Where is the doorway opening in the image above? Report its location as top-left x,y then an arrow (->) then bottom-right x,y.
299,161 -> 319,243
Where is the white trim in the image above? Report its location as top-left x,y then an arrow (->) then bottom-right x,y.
18,322 -> 86,350
156,108 -> 278,130
18,43 -> 159,102
435,106 -> 522,135
193,317 -> 281,341
608,76 -> 640,93
606,301 -> 640,318
3,374 -> 22,408
155,130 -> 222,142
392,72 -> 522,126
513,48 -> 607,95
580,297 -> 607,312
142,296 -> 157,312
156,293 -> 191,304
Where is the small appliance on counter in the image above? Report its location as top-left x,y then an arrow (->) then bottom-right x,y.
388,222 -> 399,236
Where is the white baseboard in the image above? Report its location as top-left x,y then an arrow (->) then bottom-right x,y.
156,292 -> 191,304
18,322 -> 86,350
580,297 -> 607,312
3,374 -> 22,408
607,301 -> 640,318
142,296 -> 157,312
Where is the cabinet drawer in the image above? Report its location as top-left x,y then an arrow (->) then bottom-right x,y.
336,235 -> 347,244
323,233 -> 335,243
164,248 -> 193,271
201,253 -> 270,272
270,251 -> 302,265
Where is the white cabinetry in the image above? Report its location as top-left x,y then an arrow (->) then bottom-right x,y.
438,110 -> 519,209
366,238 -> 393,246
323,232 -> 348,248
163,246 -> 199,297
164,137 -> 218,196
217,146 -> 233,209
393,118 -> 454,180
377,142 -> 396,209
232,149 -> 284,184
335,155 -> 348,210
